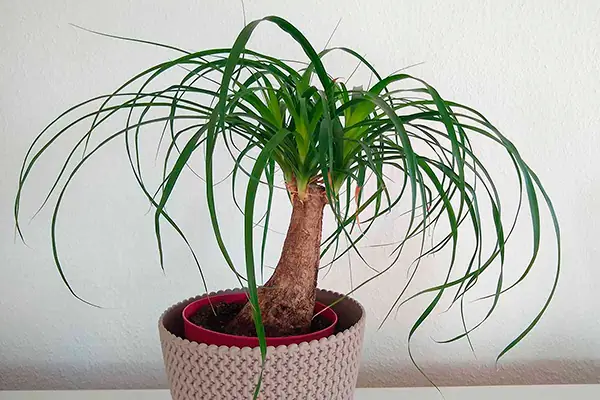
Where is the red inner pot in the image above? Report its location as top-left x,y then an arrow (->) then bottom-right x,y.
182,292 -> 338,347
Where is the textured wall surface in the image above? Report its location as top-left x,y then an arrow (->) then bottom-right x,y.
1,0 -> 599,390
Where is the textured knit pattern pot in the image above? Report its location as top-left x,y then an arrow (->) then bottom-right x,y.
159,288 -> 365,400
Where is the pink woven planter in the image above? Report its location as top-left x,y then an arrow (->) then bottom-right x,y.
159,288 -> 366,400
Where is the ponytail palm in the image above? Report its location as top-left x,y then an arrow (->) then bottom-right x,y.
15,16 -> 560,368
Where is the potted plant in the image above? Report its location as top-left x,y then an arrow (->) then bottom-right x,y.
15,16 -> 560,400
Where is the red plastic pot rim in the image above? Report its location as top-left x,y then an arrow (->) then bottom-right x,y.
182,291 -> 338,347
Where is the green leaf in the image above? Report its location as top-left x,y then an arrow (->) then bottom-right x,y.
243,129 -> 290,362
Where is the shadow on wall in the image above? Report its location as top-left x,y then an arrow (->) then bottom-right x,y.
0,359 -> 598,390
0,362 -> 168,390
358,359 -> 600,388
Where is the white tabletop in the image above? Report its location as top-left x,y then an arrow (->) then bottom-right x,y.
0,385 -> 598,399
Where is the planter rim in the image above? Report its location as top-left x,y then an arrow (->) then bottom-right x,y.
182,292 -> 338,346
159,288 -> 365,352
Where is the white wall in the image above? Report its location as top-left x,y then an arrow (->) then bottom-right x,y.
1,0 -> 599,390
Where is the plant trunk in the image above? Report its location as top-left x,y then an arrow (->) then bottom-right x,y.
227,183 -> 327,337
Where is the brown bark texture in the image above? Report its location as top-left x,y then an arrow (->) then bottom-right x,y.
227,183 -> 327,337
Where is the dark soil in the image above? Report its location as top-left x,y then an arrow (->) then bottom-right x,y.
189,301 -> 331,337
